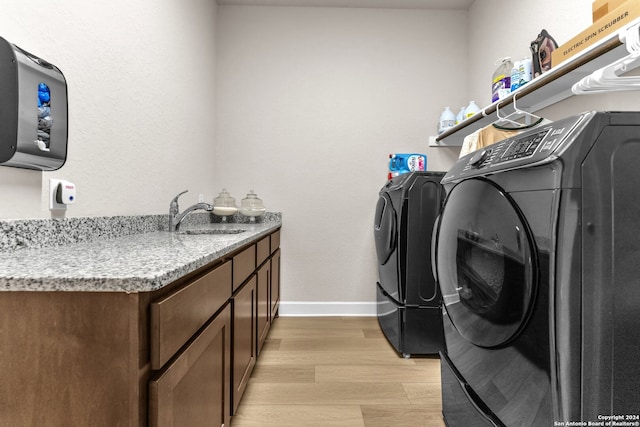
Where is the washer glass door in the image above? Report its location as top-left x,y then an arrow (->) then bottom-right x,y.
436,178 -> 536,348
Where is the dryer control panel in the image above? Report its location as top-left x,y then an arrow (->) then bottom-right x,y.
443,112 -> 592,183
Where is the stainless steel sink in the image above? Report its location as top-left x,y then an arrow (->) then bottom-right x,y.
178,228 -> 247,235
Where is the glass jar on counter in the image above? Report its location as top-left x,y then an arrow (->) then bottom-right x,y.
212,189 -> 237,222
240,190 -> 266,222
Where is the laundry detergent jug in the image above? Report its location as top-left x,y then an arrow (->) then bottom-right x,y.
388,153 -> 426,179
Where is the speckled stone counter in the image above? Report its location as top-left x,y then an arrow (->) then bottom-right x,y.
0,213 -> 281,292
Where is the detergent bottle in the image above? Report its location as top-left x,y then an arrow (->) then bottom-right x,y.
388,153 -> 427,179
492,57 -> 513,102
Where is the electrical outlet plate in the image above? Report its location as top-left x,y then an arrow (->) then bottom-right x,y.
49,178 -> 66,210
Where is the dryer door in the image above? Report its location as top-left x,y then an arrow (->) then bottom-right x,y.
374,193 -> 396,266
435,178 -> 537,348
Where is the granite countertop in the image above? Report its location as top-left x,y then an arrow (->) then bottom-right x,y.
0,215 -> 281,293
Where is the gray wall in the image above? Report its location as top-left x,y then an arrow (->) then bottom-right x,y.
215,5 -> 466,314
0,0 -> 218,218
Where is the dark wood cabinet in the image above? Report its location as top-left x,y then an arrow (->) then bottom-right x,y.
150,261 -> 232,370
271,248 -> 281,319
270,229 -> 280,254
0,227 -> 281,427
231,274 -> 257,414
149,304 -> 231,427
256,259 -> 271,354
0,291 -> 147,427
149,261 -> 233,427
257,235 -> 270,266
232,244 -> 256,292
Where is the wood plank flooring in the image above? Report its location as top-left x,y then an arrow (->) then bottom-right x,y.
231,316 -> 446,426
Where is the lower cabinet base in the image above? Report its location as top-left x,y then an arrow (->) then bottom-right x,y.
0,228 -> 281,427
150,305 -> 231,427
0,291 -> 147,427
232,276 -> 257,415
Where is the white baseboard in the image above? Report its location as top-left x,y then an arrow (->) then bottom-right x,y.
278,301 -> 377,317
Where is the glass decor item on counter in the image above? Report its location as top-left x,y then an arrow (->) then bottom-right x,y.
212,188 -> 238,222
240,190 -> 266,222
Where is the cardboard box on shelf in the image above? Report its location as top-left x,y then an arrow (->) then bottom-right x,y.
552,1 -> 640,66
593,0 -> 628,22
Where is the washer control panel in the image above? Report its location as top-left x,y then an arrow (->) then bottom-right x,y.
499,129 -> 549,162
443,112 -> 591,183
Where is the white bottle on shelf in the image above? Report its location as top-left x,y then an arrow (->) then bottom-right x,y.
511,60 -> 521,92
455,107 -> 466,125
438,107 -> 456,134
519,57 -> 533,87
465,101 -> 480,119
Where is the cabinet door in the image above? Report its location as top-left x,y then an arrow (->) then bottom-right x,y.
149,304 -> 231,427
256,260 -> 271,354
233,245 -> 256,292
257,235 -> 270,267
151,261 -> 232,369
270,229 -> 280,254
271,248 -> 281,319
232,275 -> 257,414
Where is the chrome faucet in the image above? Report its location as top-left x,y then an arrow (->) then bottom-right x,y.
169,190 -> 213,232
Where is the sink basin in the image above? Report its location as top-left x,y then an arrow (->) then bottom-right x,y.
178,228 -> 247,235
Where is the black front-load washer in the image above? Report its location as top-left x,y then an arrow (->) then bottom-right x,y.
374,171 -> 445,357
434,111 -> 640,425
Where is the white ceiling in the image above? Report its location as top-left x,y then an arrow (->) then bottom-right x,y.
216,0 -> 475,10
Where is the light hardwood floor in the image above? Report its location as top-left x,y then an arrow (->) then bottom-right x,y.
231,316 -> 446,427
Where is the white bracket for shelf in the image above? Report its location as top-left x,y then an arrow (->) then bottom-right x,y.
572,21 -> 640,94
429,135 -> 462,147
